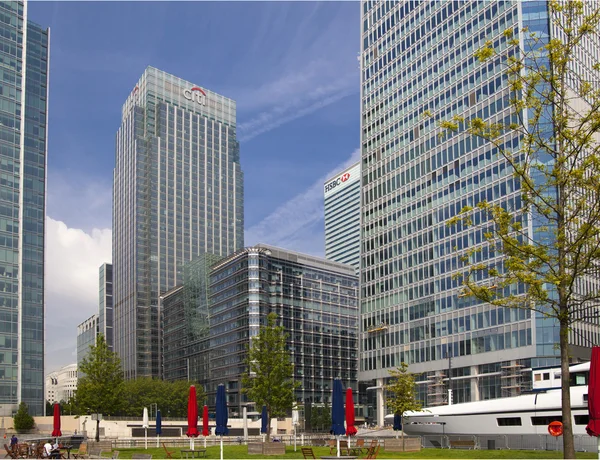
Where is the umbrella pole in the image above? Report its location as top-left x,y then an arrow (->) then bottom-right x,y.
156,434 -> 159,449
597,436 -> 599,460
337,437 -> 340,458
145,428 -> 147,450
220,436 -> 223,460
204,436 -> 207,448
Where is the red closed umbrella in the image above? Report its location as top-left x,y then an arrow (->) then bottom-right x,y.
51,403 -> 62,437
345,388 -> 357,436
186,386 -> 199,449
587,347 -> 600,437
202,405 -> 209,437
202,405 -> 209,449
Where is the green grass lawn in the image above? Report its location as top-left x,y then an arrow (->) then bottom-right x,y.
98,445 -> 598,459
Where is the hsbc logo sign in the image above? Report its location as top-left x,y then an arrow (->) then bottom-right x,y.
183,86 -> 207,106
325,171 -> 352,193
324,164 -> 360,197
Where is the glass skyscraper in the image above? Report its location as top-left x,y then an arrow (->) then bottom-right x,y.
0,1 -> 48,416
324,162 -> 361,271
113,67 -> 244,379
360,0 -> 599,424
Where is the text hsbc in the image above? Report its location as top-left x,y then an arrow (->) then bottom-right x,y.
325,178 -> 342,193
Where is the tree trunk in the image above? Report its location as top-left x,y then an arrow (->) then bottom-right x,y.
265,415 -> 270,442
95,419 -> 100,443
554,7 -> 574,458
401,416 -> 405,452
560,314 -> 575,458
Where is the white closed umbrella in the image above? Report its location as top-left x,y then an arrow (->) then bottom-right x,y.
292,407 -> 299,452
142,407 -> 149,450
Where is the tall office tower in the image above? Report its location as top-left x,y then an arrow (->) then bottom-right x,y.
98,263 -> 113,352
206,244 -> 358,417
76,314 -> 98,366
324,162 -> 361,271
0,1 -> 49,416
113,67 -> 244,379
359,1 -> 600,424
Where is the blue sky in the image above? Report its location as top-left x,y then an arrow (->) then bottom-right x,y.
29,2 -> 361,372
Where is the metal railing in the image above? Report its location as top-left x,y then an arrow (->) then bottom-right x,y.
421,434 -> 598,452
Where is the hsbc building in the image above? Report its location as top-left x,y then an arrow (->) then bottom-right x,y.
324,162 -> 361,271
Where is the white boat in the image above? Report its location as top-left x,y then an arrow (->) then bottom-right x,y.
398,362 -> 590,436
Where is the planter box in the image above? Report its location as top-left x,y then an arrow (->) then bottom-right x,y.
384,437 -> 421,452
247,442 -> 286,455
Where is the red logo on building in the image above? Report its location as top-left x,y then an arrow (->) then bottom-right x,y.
190,86 -> 207,97
341,173 -> 350,182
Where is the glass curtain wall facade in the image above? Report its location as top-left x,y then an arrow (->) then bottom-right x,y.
359,0 -> 599,420
162,252 -> 222,382
324,162 -> 361,271
113,67 -> 244,379
161,285 -> 185,381
206,244 -> 359,417
98,263 -> 113,352
0,1 -> 49,416
76,314 -> 98,367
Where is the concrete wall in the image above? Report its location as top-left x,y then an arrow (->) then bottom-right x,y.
0,415 -> 295,439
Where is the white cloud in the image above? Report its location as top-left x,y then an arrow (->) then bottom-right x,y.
45,217 -> 112,373
245,148 -> 360,255
238,81 -> 356,142
235,6 -> 360,142
47,171 -> 112,233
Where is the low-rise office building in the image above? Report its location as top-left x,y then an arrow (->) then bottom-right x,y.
205,244 -> 359,417
45,363 -> 77,404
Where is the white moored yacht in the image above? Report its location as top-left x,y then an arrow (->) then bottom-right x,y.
399,362 -> 590,436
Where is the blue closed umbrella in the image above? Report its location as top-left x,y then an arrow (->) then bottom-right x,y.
260,405 -> 268,435
330,379 -> 345,457
156,410 -> 162,435
393,413 -> 402,431
155,410 -> 162,448
215,384 -> 228,460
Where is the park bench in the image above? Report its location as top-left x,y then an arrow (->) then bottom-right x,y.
449,440 -> 476,449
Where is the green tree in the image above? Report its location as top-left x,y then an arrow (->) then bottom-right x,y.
321,402 -> 331,433
76,334 -> 124,441
13,402 -> 34,432
241,312 -> 299,441
386,363 -> 422,449
307,404 -> 330,432
121,379 -> 204,418
163,380 -> 205,418
59,398 -> 77,416
440,2 -> 600,457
